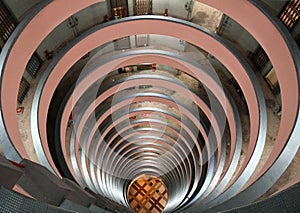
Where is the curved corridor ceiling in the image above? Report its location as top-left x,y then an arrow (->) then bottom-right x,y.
0,0 -> 299,212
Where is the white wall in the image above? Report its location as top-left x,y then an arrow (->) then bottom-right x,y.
152,0 -> 189,19
127,0 -> 134,16
149,34 -> 185,51
122,34 -> 185,51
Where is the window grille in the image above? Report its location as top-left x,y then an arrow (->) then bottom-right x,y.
134,0 -> 152,15
0,1 -> 17,49
251,46 -> 269,71
135,34 -> 149,47
279,0 -> 300,30
18,77 -> 30,104
26,52 -> 43,78
110,0 -> 128,19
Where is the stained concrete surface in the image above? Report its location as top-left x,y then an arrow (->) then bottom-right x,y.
191,2 -> 223,32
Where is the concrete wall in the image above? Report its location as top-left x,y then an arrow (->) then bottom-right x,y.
291,22 -> 300,39
118,34 -> 185,52
36,19 -> 75,60
260,0 -> 288,15
2,0 -> 109,60
191,1 -> 222,32
3,0 -> 42,21
259,0 -> 300,43
149,35 -> 185,51
36,2 -> 108,60
217,15 -> 259,54
75,3 -> 108,32
215,0 -> 289,55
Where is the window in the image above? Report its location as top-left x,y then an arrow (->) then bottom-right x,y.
279,0 -> 300,30
251,46 -> 269,71
134,0 -> 152,15
135,34 -> 149,47
0,1 -> 17,50
110,0 -> 128,19
18,77 -> 30,104
26,52 -> 43,78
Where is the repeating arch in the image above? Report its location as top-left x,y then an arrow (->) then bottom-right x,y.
0,0 -> 299,212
